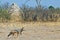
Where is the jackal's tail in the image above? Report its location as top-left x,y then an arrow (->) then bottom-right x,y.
8,32 -> 12,37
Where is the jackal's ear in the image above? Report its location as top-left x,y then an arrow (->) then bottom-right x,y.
21,27 -> 25,31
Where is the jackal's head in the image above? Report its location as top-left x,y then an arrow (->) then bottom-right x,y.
20,27 -> 25,34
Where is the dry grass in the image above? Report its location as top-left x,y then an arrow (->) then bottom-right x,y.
0,22 -> 60,40
0,22 -> 60,27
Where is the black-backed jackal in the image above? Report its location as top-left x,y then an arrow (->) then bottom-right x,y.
8,27 -> 24,37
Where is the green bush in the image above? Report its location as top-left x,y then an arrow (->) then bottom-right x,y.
0,8 -> 11,22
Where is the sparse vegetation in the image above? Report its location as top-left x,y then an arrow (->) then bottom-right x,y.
0,0 -> 60,22
0,6 -> 11,22
21,0 -> 60,22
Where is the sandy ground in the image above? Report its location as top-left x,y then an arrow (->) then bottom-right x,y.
0,22 -> 60,40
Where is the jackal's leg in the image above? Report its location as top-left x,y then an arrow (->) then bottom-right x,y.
13,32 -> 19,38
20,32 -> 22,35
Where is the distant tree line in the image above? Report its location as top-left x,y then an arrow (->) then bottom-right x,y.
21,0 -> 60,22
21,5 -> 60,22
0,1 -> 60,22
